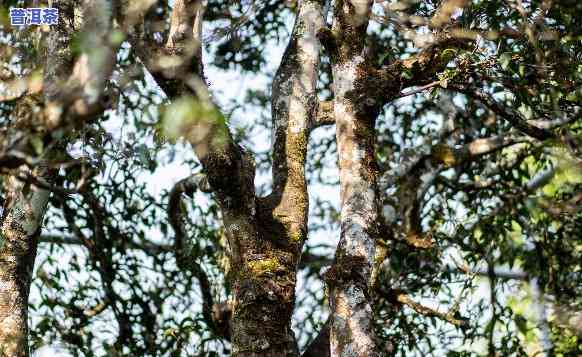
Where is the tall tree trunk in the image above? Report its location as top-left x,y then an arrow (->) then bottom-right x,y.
326,1 -> 381,356
230,0 -> 326,354
0,167 -> 51,357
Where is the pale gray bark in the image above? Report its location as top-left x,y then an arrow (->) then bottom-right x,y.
326,1 -> 381,356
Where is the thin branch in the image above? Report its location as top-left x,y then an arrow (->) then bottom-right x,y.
442,264 -> 528,280
380,132 -> 532,189
38,234 -> 172,255
448,166 -> 558,243
60,195 -> 136,347
392,292 -> 467,327
299,251 -> 530,281
372,34 -> 473,105
380,133 -> 531,246
448,83 -> 557,140
167,174 -> 229,340
394,81 -> 441,99
11,171 -> 78,196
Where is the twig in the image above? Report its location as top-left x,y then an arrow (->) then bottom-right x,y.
394,81 -> 441,99
393,293 -> 467,327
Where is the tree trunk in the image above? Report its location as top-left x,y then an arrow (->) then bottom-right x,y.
230,0 -> 326,355
327,1 -> 381,356
127,0 -> 327,353
0,167 -> 52,357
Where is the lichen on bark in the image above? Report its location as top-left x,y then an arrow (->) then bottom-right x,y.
326,1 -> 382,356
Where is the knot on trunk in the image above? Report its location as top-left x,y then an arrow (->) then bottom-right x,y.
323,255 -> 372,297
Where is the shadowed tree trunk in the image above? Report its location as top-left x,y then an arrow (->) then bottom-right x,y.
127,0 -> 327,355
0,167 -> 51,356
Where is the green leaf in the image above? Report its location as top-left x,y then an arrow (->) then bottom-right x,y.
30,136 -> 44,155
499,52 -> 512,71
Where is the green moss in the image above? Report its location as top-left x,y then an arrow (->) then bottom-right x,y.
247,257 -> 281,277
289,230 -> 304,243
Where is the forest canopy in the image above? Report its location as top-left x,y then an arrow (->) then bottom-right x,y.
0,0 -> 581,356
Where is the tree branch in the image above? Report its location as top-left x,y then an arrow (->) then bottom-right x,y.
326,1 -> 380,355
44,0 -> 118,128
389,292 -> 467,327
270,0 -> 326,209
371,34 -> 472,105
167,174 -> 229,339
393,81 -> 441,99
38,234 -> 172,255
299,251 -> 531,281
380,132 -> 531,251
448,83 -> 557,140
59,194 -> 136,347
380,132 -> 532,189
121,0 -> 204,98
125,0 -> 253,204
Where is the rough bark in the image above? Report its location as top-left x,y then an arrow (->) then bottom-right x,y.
0,166 -> 52,357
128,1 -> 327,354
325,1 -> 382,356
230,0 -> 326,354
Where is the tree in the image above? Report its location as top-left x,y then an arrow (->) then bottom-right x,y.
0,0 -> 580,356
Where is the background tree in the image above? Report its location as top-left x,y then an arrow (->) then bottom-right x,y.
0,0 -> 580,356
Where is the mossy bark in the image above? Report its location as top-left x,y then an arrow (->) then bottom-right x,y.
142,0 -> 326,354
128,0 -> 327,354
228,1 -> 326,355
